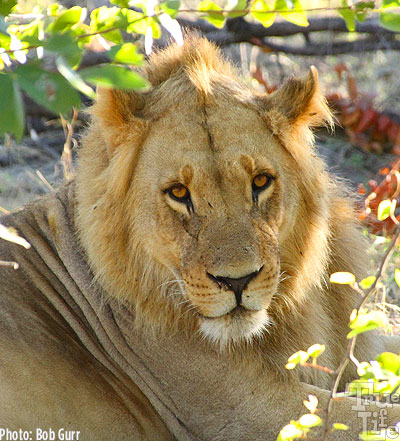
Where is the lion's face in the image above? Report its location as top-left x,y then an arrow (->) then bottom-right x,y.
132,99 -> 298,346
79,38 -> 332,348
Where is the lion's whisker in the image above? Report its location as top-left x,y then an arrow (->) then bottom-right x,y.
158,279 -> 184,289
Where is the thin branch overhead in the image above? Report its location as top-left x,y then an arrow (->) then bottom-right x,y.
175,16 -> 400,55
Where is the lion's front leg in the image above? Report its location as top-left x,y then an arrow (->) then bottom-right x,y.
355,333 -> 400,367
378,334 -> 400,354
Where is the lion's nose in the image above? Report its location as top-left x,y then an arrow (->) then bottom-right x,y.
207,268 -> 262,306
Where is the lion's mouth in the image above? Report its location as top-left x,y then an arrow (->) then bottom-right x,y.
198,306 -> 271,346
199,305 -> 259,320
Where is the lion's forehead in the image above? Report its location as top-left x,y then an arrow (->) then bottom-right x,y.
143,102 -> 281,182
147,99 -> 272,148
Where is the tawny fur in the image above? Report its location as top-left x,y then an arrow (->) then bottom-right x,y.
1,36 -> 400,441
78,36 -> 383,377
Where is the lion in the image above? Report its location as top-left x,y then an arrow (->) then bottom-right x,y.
0,36 -> 399,441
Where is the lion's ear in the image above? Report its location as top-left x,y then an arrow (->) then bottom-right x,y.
260,66 -> 333,140
90,87 -> 148,155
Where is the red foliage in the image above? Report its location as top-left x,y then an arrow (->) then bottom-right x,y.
252,63 -> 400,155
251,66 -> 277,94
358,159 -> 400,235
250,65 -> 400,236
327,64 -> 400,155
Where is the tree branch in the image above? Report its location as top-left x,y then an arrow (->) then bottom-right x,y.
253,37 -> 400,56
176,16 -> 400,55
179,16 -> 396,41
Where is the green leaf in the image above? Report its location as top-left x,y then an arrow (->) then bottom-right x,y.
330,272 -> 356,285
0,73 -> 24,140
298,414 -> 322,428
339,0 -> 356,31
48,6 -> 86,33
359,276 -> 377,290
360,431 -> 400,441
347,379 -> 375,395
382,0 -> 400,7
123,9 -> 147,34
277,423 -> 304,441
104,29 -> 123,44
0,0 -> 16,16
347,310 -> 388,339
79,64 -> 148,90
380,7 -> 400,32
160,0 -> 181,18
285,350 -> 309,369
90,6 -> 120,30
307,344 -> 325,358
47,3 -> 60,16
395,268 -> 400,288
15,63 -> 81,115
226,0 -> 247,18
0,224 -> 30,248
275,0 -> 309,27
333,423 -> 349,431
89,8 -> 124,43
0,32 -> 11,50
251,0 -> 276,27
360,432 -> 385,440
44,32 -> 83,69
19,20 -> 42,46
303,395 -> 318,413
129,0 -> 147,9
376,352 -> 400,375
148,16 -> 161,39
56,57 -> 96,100
349,377 -> 398,395
198,0 -> 226,28
110,0 -> 130,7
108,43 -> 144,65
377,199 -> 392,221
357,361 -> 373,377
355,1 -> 375,22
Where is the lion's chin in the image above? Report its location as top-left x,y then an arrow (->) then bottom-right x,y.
198,308 -> 271,349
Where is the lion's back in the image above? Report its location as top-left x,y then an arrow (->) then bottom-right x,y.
0,193 -> 173,441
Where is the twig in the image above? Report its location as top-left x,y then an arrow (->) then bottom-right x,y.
60,108 -> 78,181
35,170 -> 54,192
0,260 -> 19,269
25,170 -> 51,193
251,37 -> 400,56
302,363 -> 334,375
320,225 -> 400,441
0,206 -> 10,215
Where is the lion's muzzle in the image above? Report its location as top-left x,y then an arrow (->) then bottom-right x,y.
206,266 -> 263,306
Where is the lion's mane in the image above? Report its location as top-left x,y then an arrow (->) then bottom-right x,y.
76,36 -> 370,381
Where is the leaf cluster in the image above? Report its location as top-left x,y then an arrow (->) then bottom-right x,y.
1,0 -> 400,140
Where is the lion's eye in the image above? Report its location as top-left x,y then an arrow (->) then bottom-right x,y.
252,174 -> 273,191
252,173 -> 274,202
166,184 -> 194,214
168,185 -> 190,202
